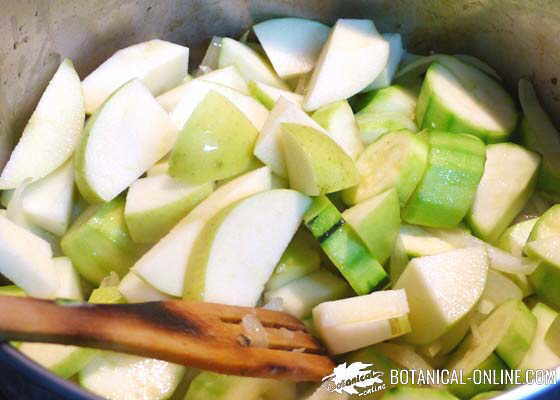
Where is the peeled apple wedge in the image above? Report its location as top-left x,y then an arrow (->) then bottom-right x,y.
184,189 -> 309,306
362,33 -> 404,91
169,92 -> 259,184
0,214 -> 57,298
467,143 -> 539,243
265,228 -> 321,291
185,371 -> 296,400
311,100 -> 364,160
124,174 -> 214,243
519,78 -> 560,196
82,39 -> 189,113
416,57 -> 517,143
218,38 -> 289,89
394,247 -> 488,345
75,79 -> 177,203
313,289 -> 411,354
342,188 -> 401,264
304,196 -> 389,294
0,59 -> 84,189
343,130 -> 428,206
118,272 -> 174,303
157,66 -> 249,111
281,123 -> 359,196
303,19 -> 390,111
133,167 -> 272,296
403,131 -> 486,228
61,196 -> 142,284
254,97 -> 327,177
170,79 -> 269,131
248,80 -> 303,109
253,17 -> 330,79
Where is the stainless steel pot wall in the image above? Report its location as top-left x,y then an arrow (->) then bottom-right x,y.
0,0 -> 559,399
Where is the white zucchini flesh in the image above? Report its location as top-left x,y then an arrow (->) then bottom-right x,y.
313,289 -> 410,354
393,247 -> 488,345
468,143 -> 540,243
82,39 -> 189,114
398,224 -> 455,257
80,352 -> 185,400
133,167 -> 272,296
0,59 -> 84,190
118,272 -> 174,303
253,17 -> 330,78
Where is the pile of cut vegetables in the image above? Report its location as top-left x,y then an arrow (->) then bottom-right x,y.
1,15 -> 560,400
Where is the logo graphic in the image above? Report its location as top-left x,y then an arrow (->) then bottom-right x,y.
322,362 -> 386,396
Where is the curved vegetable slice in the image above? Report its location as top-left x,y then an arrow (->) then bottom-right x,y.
416,57 -> 517,143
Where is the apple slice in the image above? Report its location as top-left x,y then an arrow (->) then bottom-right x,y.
394,247 -> 488,345
75,79 -> 177,203
118,272 -> 174,303
157,66 -> 249,112
61,196 -> 143,284
125,174 -> 213,243
281,123 -> 359,195
248,80 -> 303,109
362,33 -> 404,92
218,38 -> 289,89
82,39 -> 189,113
313,289 -> 411,354
253,17 -> 330,79
184,189 -> 310,306
342,188 -> 400,264
254,97 -> 326,177
0,59 -> 84,189
18,160 -> 74,236
303,19 -> 389,111
169,92 -> 260,184
0,214 -> 58,298
311,100 -> 364,160
133,167 -> 272,296
170,80 -> 269,131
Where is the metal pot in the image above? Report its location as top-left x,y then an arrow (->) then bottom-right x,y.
0,0 -> 559,398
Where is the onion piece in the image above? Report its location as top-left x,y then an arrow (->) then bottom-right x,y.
241,314 -> 269,348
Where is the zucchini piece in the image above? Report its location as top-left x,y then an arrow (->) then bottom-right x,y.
304,196 -> 389,294
61,196 -> 143,284
529,204 -> 560,240
342,130 -> 429,206
453,54 -> 502,80
545,314 -> 560,357
342,188 -> 401,264
356,113 -> 418,145
381,387 -> 459,400
497,218 -> 538,257
185,371 -> 296,400
353,85 -> 417,117
518,78 -> 560,196
416,57 -> 517,143
403,131 -> 486,228
470,391 -> 503,400
467,143 -> 539,243
394,247 -> 488,345
248,80 -> 303,109
265,229 -> 321,291
389,235 -> 409,284
398,224 -> 455,257
528,263 -> 560,310
0,285 -> 25,296
519,303 -> 560,370
374,343 -> 434,372
313,289 -> 410,355
263,269 -> 351,318
526,235 -> 560,267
